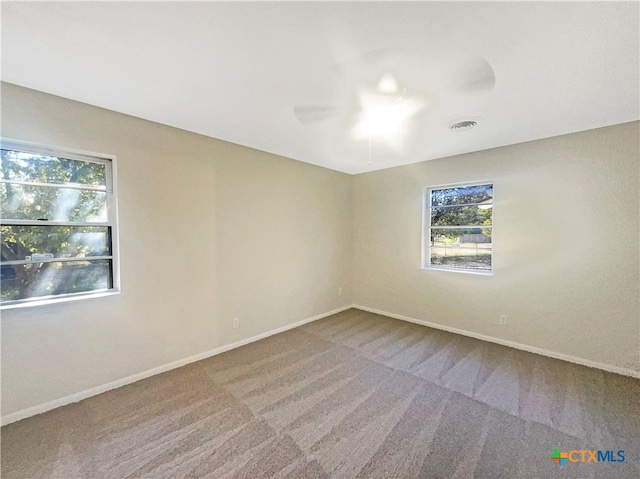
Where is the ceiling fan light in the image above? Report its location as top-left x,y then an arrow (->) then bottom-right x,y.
377,73 -> 398,94
352,93 -> 423,148
354,105 -> 407,137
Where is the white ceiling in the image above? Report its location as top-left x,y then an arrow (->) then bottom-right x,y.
2,1 -> 639,174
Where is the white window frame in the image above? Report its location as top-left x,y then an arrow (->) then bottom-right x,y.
0,138 -> 120,309
421,180 -> 493,275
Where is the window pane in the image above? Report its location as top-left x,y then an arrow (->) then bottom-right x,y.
431,184 -> 492,206
1,225 -> 111,261
0,149 -> 106,187
1,183 -> 107,222
0,259 -> 111,302
430,228 -> 492,271
431,205 -> 492,227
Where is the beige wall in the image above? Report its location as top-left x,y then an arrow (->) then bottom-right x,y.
0,83 -> 353,416
2,82 -> 638,418
353,121 -> 640,372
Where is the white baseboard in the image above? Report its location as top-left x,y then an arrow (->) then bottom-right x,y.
5,303 -> 637,426
0,305 -> 352,427
352,304 -> 640,379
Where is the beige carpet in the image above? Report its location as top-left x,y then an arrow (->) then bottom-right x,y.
2,308 -> 639,478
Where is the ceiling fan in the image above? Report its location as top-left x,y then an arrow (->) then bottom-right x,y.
293,53 -> 496,148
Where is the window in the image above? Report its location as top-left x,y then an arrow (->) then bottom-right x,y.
1,139 -> 119,307
423,182 -> 492,273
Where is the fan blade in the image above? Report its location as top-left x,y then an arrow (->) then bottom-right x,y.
294,105 -> 343,125
333,47 -> 390,71
330,47 -> 392,84
448,57 -> 496,95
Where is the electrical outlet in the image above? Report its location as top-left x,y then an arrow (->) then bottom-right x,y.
232,318 -> 239,329
499,315 -> 508,325
338,287 -> 343,296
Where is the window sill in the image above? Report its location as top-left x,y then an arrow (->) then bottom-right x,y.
0,290 -> 120,311
420,267 -> 493,276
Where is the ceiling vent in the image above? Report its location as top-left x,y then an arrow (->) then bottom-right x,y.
449,120 -> 478,132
